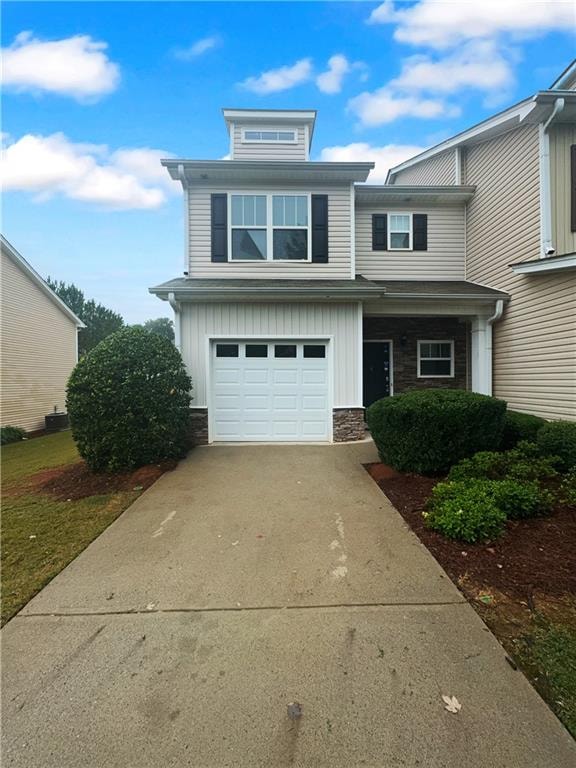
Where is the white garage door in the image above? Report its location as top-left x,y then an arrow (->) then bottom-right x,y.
211,340 -> 330,442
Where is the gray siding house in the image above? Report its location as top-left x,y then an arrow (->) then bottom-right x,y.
151,65 -> 576,443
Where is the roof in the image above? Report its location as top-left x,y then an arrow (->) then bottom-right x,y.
150,276 -> 508,302
550,59 -> 576,90
1,235 -> 85,328
354,185 -> 475,205
510,252 -> 576,275
161,159 -> 374,185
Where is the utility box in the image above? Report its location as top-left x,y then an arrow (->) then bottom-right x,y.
45,411 -> 69,433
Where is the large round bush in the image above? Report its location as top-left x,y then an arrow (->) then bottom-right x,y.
67,327 -> 192,472
366,389 -> 506,475
537,420 -> 576,471
501,410 -> 546,450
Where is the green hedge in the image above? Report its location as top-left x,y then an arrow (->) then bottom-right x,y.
501,410 -> 546,450
537,421 -> 576,472
67,327 -> 192,472
366,389 -> 507,475
0,425 -> 26,445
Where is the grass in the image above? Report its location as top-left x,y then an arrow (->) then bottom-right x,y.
1,431 -> 141,625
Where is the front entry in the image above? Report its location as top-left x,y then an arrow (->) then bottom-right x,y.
363,341 -> 392,407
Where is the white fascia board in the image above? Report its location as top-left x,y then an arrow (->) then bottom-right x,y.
1,236 -> 86,328
511,253 -> 576,274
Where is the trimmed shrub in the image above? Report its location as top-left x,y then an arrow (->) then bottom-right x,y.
560,468 -> 576,506
425,480 -> 507,543
489,479 -> 554,519
501,410 -> 546,450
67,327 -> 192,472
0,425 -> 26,445
448,441 -> 559,484
366,389 -> 506,475
537,421 -> 576,472
448,450 -> 506,481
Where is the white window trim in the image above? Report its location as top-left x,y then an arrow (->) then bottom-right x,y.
241,128 -> 298,144
228,192 -> 312,262
417,339 -> 455,379
388,212 -> 413,251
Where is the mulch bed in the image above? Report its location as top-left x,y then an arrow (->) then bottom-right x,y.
365,462 -> 576,600
20,459 -> 177,501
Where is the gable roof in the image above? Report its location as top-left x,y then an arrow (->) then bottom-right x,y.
1,235 -> 85,328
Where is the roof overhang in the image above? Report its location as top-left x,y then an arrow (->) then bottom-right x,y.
355,185 -> 475,205
510,252 -> 576,275
1,235 -> 85,328
161,159 -> 375,185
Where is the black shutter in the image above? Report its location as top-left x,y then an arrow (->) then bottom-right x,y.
571,145 -> 576,232
211,193 -> 228,262
413,214 -> 428,251
311,194 -> 329,263
372,214 -> 387,251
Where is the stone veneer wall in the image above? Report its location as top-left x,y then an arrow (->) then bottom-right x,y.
189,408 -> 209,445
363,316 -> 469,393
333,408 -> 365,442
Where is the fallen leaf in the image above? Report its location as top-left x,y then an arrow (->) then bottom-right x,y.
479,594 -> 493,604
442,695 -> 462,713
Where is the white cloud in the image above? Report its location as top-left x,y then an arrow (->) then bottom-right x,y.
1,31 -> 119,100
316,55 -> 352,94
391,41 -> 515,95
368,0 -> 575,49
239,58 -> 312,94
320,142 -> 426,184
174,36 -> 220,60
348,88 -> 460,127
1,133 -> 175,210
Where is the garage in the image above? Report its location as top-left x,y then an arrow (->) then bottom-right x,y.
210,340 -> 330,441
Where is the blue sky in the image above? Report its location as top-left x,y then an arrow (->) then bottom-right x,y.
2,1 -> 575,322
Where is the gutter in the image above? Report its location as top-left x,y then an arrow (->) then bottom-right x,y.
539,97 -> 565,258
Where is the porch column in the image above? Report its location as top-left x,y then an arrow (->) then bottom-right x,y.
470,315 -> 492,395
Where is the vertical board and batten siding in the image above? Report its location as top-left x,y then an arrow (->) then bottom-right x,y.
464,125 -> 576,420
354,204 -> 466,280
180,302 -> 360,408
231,125 -> 307,161
550,124 -> 576,256
392,149 -> 456,185
1,251 -> 78,432
188,182 -> 352,279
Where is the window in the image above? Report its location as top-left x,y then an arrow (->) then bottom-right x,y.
246,344 -> 268,358
389,214 -> 412,250
418,341 -> 454,378
242,129 -> 296,143
229,194 -> 310,261
216,344 -> 239,358
303,345 -> 326,358
274,344 -> 297,358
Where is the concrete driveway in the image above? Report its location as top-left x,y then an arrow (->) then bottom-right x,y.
2,442 -> 575,767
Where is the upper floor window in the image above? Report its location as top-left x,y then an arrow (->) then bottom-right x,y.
230,194 -> 310,261
389,214 -> 412,250
242,129 -> 297,143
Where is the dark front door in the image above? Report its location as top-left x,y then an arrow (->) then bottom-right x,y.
363,342 -> 391,407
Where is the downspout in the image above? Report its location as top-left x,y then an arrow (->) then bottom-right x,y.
484,299 -> 504,396
168,292 -> 182,352
178,163 -> 189,276
539,97 -> 565,258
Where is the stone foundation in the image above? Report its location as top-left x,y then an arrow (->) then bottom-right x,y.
333,408 -> 365,442
188,409 -> 209,445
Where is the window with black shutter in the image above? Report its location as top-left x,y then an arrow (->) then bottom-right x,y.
372,214 -> 387,251
413,214 -> 428,251
311,194 -> 328,263
211,193 -> 228,262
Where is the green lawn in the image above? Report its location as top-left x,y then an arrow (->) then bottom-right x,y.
1,432 -> 141,625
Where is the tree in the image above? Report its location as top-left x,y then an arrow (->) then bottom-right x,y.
46,277 -> 124,356
142,317 -> 174,342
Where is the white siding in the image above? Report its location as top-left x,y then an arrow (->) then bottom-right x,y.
180,302 -> 360,408
464,125 -> 576,421
355,204 -> 466,280
550,124 -> 576,256
1,250 -> 79,432
231,124 -> 307,161
392,149 -> 456,185
188,182 -> 352,279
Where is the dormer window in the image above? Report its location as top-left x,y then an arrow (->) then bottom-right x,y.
242,129 -> 297,143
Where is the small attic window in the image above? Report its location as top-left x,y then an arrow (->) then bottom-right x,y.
242,129 -> 296,143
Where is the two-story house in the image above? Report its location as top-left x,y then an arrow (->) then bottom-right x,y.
150,107 -> 512,444
388,62 -> 576,423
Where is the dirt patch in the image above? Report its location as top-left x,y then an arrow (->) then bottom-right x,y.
365,463 -> 576,600
27,459 -> 177,501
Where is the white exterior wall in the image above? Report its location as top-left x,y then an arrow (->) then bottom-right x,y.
550,123 -> 576,256
180,302 -> 361,408
187,182 -> 352,279
355,204 -> 466,280
392,149 -> 456,185
231,124 -> 307,161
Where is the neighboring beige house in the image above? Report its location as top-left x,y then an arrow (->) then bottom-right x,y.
388,62 -> 576,422
1,236 -> 84,433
